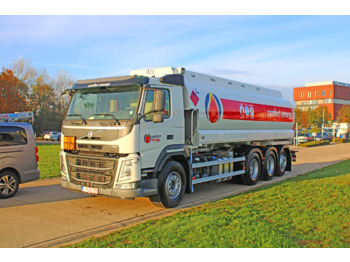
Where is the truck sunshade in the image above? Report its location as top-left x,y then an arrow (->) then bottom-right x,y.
70,75 -> 149,90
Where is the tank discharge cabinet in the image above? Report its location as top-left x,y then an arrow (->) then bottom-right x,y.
60,67 -> 296,208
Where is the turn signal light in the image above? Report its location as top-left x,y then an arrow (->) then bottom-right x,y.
64,136 -> 76,150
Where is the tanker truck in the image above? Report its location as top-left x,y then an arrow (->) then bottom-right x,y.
60,67 -> 296,208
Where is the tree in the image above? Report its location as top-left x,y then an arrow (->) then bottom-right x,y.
52,69 -> 75,118
307,108 -> 317,127
294,108 -> 309,129
314,105 -> 331,127
337,105 -> 350,123
0,68 -> 28,113
10,58 -> 75,134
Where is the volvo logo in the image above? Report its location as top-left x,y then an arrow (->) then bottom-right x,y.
87,131 -> 93,139
79,129 -> 104,139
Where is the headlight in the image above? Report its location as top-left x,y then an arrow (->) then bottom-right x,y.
118,160 -> 133,182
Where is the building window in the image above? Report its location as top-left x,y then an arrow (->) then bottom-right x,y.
315,90 -> 319,97
307,91 -> 311,98
301,91 -> 304,98
329,90 -> 331,96
322,90 -> 326,96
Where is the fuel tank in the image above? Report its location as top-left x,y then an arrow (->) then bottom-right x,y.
132,67 -> 294,145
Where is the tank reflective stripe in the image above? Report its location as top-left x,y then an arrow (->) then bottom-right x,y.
220,99 -> 293,122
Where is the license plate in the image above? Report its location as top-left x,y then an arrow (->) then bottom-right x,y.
81,186 -> 98,195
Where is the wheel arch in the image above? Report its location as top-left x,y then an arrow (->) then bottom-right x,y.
0,167 -> 21,183
153,145 -> 191,193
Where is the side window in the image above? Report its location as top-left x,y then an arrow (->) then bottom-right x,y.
0,126 -> 28,146
144,89 -> 170,121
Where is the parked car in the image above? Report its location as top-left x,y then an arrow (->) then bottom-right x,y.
0,123 -> 40,199
43,131 -> 60,141
296,133 -> 312,143
50,132 -> 61,141
315,133 -> 331,141
43,131 -> 53,140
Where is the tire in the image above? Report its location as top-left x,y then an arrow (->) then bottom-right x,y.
0,171 -> 19,199
262,150 -> 276,181
242,152 -> 261,185
276,150 -> 287,177
150,161 -> 186,208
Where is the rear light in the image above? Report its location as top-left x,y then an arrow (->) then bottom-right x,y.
35,146 -> 39,162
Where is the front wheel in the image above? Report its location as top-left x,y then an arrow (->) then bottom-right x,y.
0,171 -> 19,199
150,161 -> 186,208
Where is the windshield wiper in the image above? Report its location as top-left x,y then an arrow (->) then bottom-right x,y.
93,114 -> 121,125
67,114 -> 87,124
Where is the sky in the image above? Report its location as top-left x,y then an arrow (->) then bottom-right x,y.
1,14 -> 350,104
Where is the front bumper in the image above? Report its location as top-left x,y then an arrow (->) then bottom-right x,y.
61,179 -> 157,199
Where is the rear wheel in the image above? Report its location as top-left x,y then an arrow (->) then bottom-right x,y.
242,151 -> 261,185
0,171 -> 19,199
276,150 -> 287,176
150,161 -> 186,208
263,150 -> 276,181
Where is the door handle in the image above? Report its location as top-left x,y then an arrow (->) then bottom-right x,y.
167,135 -> 174,140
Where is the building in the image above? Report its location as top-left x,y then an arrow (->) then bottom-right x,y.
294,81 -> 350,121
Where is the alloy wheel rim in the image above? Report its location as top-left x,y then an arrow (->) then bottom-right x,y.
0,175 -> 16,196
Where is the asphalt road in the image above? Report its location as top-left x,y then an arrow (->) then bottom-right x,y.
0,143 -> 349,248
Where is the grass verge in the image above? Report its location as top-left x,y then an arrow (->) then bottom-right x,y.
66,160 -> 350,248
37,144 -> 61,179
298,141 -> 330,147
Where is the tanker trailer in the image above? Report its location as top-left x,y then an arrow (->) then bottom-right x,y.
60,67 -> 296,208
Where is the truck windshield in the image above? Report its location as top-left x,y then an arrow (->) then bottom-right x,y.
66,85 -> 142,121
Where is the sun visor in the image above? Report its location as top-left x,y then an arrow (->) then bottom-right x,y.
70,75 -> 149,90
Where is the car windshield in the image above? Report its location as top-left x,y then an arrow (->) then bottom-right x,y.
66,85 -> 142,121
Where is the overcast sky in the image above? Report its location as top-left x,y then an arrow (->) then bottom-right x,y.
1,13 -> 350,104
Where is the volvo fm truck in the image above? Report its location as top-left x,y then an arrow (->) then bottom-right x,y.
60,67 -> 296,208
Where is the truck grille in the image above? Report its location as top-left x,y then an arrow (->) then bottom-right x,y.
66,155 -> 118,188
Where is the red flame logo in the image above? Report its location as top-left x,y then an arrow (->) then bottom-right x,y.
144,134 -> 151,143
205,92 -> 222,123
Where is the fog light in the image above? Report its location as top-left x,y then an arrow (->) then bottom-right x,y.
116,182 -> 136,189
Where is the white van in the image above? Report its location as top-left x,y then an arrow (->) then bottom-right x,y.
0,123 -> 40,199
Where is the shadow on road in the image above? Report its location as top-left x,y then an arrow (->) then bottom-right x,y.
0,184 -> 91,208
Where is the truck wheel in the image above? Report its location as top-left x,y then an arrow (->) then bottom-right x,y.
0,171 -> 19,199
263,150 -> 276,181
242,152 -> 261,185
150,161 -> 186,208
276,150 -> 287,176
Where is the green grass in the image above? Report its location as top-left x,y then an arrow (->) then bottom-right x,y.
37,144 -> 61,179
66,160 -> 350,248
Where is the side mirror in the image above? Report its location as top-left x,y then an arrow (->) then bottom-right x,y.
152,112 -> 164,123
153,90 -> 166,112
